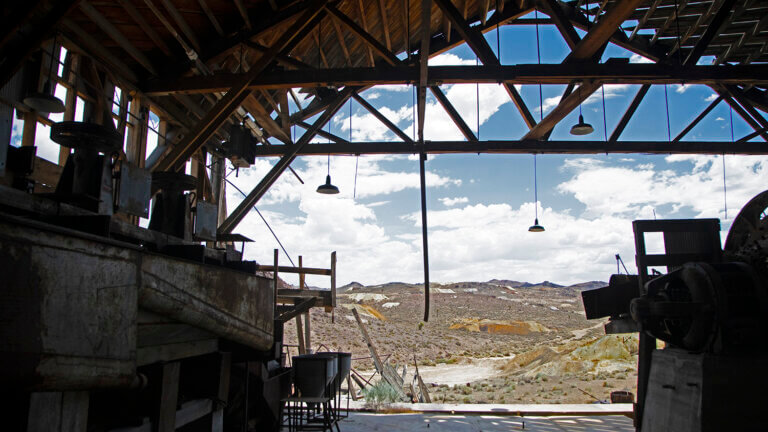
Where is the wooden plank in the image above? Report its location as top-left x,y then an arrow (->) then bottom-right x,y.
357,0 -> 377,66
158,362 -> 181,432
79,1 -> 158,76
175,399 -> 213,429
277,297 -> 316,322
137,339 -> 219,366
330,251 -> 337,308
254,265 -> 332,275
27,391 -> 89,432
331,16 -> 352,65
116,0 -> 172,56
377,0 -> 393,50
158,0 -> 202,52
154,0 -> 327,172
197,0 -> 224,36
685,0 -> 738,65
232,0 -> 253,30
327,5 -> 400,66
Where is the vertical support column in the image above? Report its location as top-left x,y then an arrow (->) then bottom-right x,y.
296,255 -> 307,355
302,255 -> 312,353
328,251 -> 336,323
419,152 -> 430,322
210,352 -> 232,432
125,97 -> 148,167
27,391 -> 89,432
157,362 -> 181,432
59,52 -> 80,165
273,249 -> 279,317
21,111 -> 37,147
210,155 -> 227,227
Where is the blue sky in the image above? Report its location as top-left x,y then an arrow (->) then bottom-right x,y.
12,16 -> 768,288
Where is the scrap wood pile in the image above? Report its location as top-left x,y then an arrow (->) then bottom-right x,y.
349,309 -> 430,403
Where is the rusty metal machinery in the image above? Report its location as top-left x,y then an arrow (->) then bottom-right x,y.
582,190 -> 768,432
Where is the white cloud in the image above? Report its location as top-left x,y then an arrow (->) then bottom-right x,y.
439,196 -> 469,206
705,94 -> 718,102
630,54 -> 654,64
428,53 -> 476,66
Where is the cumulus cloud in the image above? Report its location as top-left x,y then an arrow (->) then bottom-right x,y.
630,54 -> 654,64
439,196 -> 469,206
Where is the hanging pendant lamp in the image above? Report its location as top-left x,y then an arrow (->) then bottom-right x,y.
24,34 -> 65,114
570,84 -> 594,136
528,154 -> 545,232
317,154 -> 339,194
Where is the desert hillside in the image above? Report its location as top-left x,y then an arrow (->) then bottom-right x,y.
283,279 -> 639,404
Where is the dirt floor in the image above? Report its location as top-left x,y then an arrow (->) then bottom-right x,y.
284,280 -> 639,405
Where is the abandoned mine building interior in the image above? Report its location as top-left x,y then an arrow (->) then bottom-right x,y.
1,0 -> 768,431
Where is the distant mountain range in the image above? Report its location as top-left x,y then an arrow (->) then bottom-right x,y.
335,279 -> 606,293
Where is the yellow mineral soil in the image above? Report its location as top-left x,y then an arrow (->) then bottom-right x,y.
501,334 -> 639,378
341,303 -> 387,320
449,318 -> 550,335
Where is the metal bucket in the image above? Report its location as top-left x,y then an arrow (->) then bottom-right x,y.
292,355 -> 335,398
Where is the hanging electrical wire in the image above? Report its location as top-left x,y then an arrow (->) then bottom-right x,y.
225,179 -> 296,266
664,84 -> 672,141
601,86 -> 608,141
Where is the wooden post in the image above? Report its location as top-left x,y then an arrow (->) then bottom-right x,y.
157,362 -> 181,432
300,255 -> 311,353
27,391 -> 89,432
59,52 -> 80,165
273,249 -> 279,317
211,352 -> 231,432
296,255 -> 306,355
21,111 -> 37,147
125,98 -> 148,168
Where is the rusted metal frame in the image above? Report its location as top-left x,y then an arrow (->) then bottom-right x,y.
218,86 -> 358,234
648,0 -> 690,46
352,93 -> 414,142
377,0 -> 393,51
630,0 -> 661,41
158,0 -> 202,52
684,0 -> 738,65
539,0 -> 581,49
417,0 -> 431,142
357,0 -> 377,66
0,0 -> 80,87
429,86 -> 478,141
673,95 -> 723,141
250,139 -> 768,156
433,0 -> 536,128
79,1 -> 159,76
609,84 -> 650,142
232,0 -> 253,30
154,1 -> 328,172
116,0 -> 173,56
197,0 -> 225,36
331,14 -> 352,64
297,120 -> 349,143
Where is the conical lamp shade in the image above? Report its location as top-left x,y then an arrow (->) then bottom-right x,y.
570,114 -> 594,136
24,81 -> 64,114
528,218 -> 545,232
316,174 -> 339,194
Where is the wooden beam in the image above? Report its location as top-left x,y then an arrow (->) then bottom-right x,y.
429,86 -> 477,141
154,0 -> 328,172
523,80 -> 601,139
566,0 -> 645,61
433,0 -> 536,128
117,0 -> 173,56
327,5 -> 400,65
629,0 -> 660,41
377,0 -> 393,50
353,93 -> 414,142
79,1 -> 158,76
144,64 -> 768,94
250,139 -> 768,156
417,0 -> 431,142
232,0 -> 253,30
60,19 -> 138,83
357,0 -> 377,66
540,0 -> 581,49
278,298 -> 317,322
197,0 -> 224,36
609,84 -> 650,142
158,362 -> 180,432
158,0 -> 202,52
331,15 -> 352,65
673,95 -> 723,142
218,86 -> 357,234
685,0 -> 738,65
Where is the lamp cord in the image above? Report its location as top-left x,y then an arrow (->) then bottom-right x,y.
534,154 -> 539,220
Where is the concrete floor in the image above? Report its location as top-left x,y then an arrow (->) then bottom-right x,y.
337,412 -> 634,431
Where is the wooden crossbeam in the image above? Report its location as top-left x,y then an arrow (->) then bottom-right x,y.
117,0 -> 173,56
433,0 -> 536,128
685,0 -> 738,65
377,0 -> 393,51
154,0 -> 328,172
218,86 -> 358,233
357,0 -> 377,66
430,86 -> 478,141
673,95 -> 723,142
567,0 -> 645,61
540,0 -> 581,49
197,0 -> 224,36
523,80 -> 602,139
609,84 -> 650,142
353,94 -> 414,143
249,139 -> 768,156
143,64 -> 768,94
327,5 -> 400,65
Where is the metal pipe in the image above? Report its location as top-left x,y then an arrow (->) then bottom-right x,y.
419,151 -> 430,322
